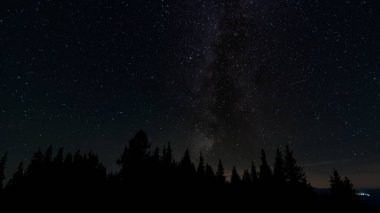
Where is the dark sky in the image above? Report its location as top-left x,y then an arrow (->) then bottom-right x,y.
1,0 -> 379,188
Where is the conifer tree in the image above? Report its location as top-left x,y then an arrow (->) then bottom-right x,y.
53,148 -> 64,166
250,161 -> 258,184
216,159 -> 226,184
205,164 -> 215,179
284,145 -> 306,187
0,153 -> 7,190
197,152 -> 205,176
7,161 -> 24,190
259,149 -> 272,182
162,143 -> 173,165
242,169 -> 251,184
273,148 -> 286,184
180,149 -> 195,174
231,166 -> 241,185
330,169 -> 356,202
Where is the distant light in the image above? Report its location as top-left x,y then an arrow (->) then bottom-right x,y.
356,192 -> 370,197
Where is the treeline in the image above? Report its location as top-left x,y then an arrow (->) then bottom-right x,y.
0,130 -> 365,209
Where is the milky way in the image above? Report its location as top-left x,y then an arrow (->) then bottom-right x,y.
190,1 -> 259,163
184,0 -> 380,187
1,0 -> 379,187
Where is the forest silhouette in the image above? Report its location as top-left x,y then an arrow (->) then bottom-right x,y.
0,130 -> 372,210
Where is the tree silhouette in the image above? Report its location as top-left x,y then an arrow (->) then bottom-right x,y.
0,153 -> 7,190
152,147 -> 160,163
250,161 -> 258,184
197,152 -> 205,176
117,130 -> 151,177
205,164 -> 215,180
162,142 -> 173,166
259,149 -> 272,183
231,166 -> 241,185
128,130 -> 151,158
330,169 -> 356,205
0,130 -> 370,210
6,161 -> 24,190
180,149 -> 196,175
216,159 -> 226,184
242,169 -> 251,184
53,147 -> 64,167
273,148 -> 286,185
330,169 -> 342,193
117,147 -> 128,168
27,149 -> 44,177
284,145 -> 307,187
64,152 -> 73,166
44,145 -> 53,164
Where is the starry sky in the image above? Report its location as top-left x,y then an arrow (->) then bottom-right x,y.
1,0 -> 379,188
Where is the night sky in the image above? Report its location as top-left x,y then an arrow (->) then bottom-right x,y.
1,0 -> 379,188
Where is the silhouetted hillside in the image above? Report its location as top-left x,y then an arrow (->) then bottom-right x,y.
0,130 -> 377,210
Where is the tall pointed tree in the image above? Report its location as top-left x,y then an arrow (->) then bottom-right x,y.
152,147 -> 160,163
205,164 -> 215,180
197,152 -> 205,176
127,130 -> 151,161
44,145 -> 53,164
284,145 -> 306,187
117,147 -> 128,167
162,142 -> 173,166
216,159 -> 226,184
0,153 -> 7,190
180,149 -> 195,174
273,148 -> 286,184
27,149 -> 44,176
7,161 -> 24,190
231,166 -> 241,185
330,169 -> 356,201
64,153 -> 73,166
242,169 -> 251,184
118,130 -> 151,174
259,149 -> 272,183
250,161 -> 258,184
53,147 -> 64,166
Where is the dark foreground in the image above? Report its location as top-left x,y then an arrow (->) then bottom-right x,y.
0,130 -> 378,211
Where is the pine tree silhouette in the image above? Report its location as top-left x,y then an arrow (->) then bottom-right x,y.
231,166 -> 241,185
6,161 -> 24,190
44,145 -> 53,164
273,148 -> 286,185
216,159 -> 226,184
152,147 -> 160,163
162,142 -> 173,166
330,169 -> 356,206
180,149 -> 196,175
197,152 -> 205,176
118,130 -> 151,178
205,164 -> 215,180
53,148 -> 64,167
284,145 -> 307,187
0,153 -> 7,190
242,169 -> 251,184
0,130 -> 369,210
64,152 -> 73,166
27,149 -> 43,177
259,149 -> 272,183
250,161 -> 258,185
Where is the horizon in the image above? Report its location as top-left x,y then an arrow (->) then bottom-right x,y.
3,136 -> 380,189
